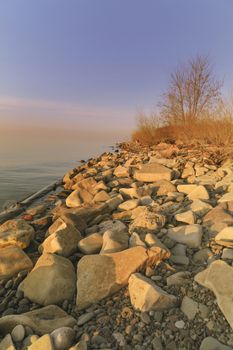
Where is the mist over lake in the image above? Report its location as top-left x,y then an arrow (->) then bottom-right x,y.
0,127 -> 125,209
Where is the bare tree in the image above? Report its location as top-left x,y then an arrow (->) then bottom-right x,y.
160,56 -> 222,125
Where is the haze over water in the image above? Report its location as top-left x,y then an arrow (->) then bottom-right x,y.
0,127 -> 125,209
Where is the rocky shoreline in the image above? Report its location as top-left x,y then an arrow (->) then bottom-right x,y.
1,141 -> 233,349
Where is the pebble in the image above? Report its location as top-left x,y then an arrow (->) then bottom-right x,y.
11,324 -> 25,342
51,327 -> 75,350
175,320 -> 185,329
77,311 -> 95,326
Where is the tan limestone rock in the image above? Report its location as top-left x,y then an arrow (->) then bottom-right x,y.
134,163 -> 173,182
0,305 -> 76,335
195,260 -> 233,329
18,253 -> 76,306
128,273 -> 177,312
0,246 -> 33,280
0,219 -> 35,249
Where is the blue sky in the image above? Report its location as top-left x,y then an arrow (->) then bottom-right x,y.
0,0 -> 233,133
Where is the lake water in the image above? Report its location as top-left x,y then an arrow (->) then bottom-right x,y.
0,129 -> 121,210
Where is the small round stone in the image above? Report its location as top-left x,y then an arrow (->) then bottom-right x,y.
11,324 -> 25,342
175,320 -> 185,329
51,327 -> 75,350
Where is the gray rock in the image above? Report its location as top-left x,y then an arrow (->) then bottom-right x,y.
167,271 -> 191,286
69,340 -> 87,350
0,334 -> 16,350
199,337 -> 233,350
11,324 -> 25,342
222,248 -> 233,260
167,224 -> 203,248
0,305 -> 76,336
77,312 -> 95,326
181,296 -> 198,320
51,327 -> 75,350
151,337 -> 163,350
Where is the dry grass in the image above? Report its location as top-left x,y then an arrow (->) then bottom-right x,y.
132,113 -> 233,146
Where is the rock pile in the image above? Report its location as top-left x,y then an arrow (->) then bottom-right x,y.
2,142 -> 233,349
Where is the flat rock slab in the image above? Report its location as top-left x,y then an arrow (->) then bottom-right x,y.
128,273 -> 177,312
189,200 -> 212,217
187,185 -> 209,200
195,260 -> 233,329
134,163 -> 173,182
177,184 -> 198,194
0,219 -> 35,249
76,246 -> 156,310
167,224 -> 203,248
0,245 -> 33,280
175,210 -> 195,225
0,305 -> 76,336
215,227 -> 233,247
18,253 -> 76,306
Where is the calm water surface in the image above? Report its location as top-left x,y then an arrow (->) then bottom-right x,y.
0,131 -> 116,209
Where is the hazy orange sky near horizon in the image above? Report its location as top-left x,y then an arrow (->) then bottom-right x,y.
1,0 -> 233,139
0,95 -> 135,137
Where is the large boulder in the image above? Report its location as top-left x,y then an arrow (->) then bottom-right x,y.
0,305 -> 76,335
128,273 -> 177,312
134,163 -> 173,182
195,260 -> 233,329
167,224 -> 202,248
0,246 -> 33,280
0,219 -> 35,249
40,220 -> 81,257
76,246 -> 160,310
18,253 -> 76,306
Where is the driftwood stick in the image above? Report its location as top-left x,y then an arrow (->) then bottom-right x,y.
20,179 -> 63,205
0,178 -> 63,224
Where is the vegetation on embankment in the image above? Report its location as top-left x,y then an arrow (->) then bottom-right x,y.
132,56 -> 233,146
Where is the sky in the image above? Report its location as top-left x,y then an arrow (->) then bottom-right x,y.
0,0 -> 233,136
